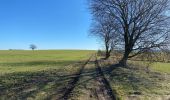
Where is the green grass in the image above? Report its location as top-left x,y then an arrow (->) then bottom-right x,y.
105,66 -> 170,100
128,60 -> 170,74
0,50 -> 95,75
0,51 -> 169,100
97,60 -> 170,100
0,50 -> 95,99
151,62 -> 170,73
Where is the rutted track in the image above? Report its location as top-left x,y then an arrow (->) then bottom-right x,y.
55,55 -> 117,100
68,55 -> 117,100
59,56 -> 93,100
94,56 -> 117,100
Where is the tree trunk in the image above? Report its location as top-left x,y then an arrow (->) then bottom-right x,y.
119,50 -> 130,67
105,42 -> 110,59
105,51 -> 110,60
119,57 -> 128,66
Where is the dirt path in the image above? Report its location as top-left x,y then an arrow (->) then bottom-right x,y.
93,57 -> 116,100
66,55 -> 117,100
57,56 -> 93,100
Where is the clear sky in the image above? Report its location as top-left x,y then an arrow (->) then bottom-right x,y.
0,0 -> 99,50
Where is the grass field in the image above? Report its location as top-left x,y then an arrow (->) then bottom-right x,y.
128,61 -> 170,74
0,50 -> 94,75
0,50 -> 170,100
151,62 -> 170,73
0,50 -> 95,99
95,59 -> 170,100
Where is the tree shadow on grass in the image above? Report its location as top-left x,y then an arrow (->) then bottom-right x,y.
0,59 -> 165,100
0,60 -> 97,100
0,60 -> 77,67
103,63 -> 168,96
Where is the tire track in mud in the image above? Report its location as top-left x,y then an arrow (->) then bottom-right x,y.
59,56 -> 92,100
94,56 -> 117,100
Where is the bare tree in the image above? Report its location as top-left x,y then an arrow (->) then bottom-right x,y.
90,17 -> 116,59
30,44 -> 37,50
89,0 -> 170,66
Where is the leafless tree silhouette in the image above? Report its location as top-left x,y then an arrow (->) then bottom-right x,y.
90,16 -> 118,59
89,0 -> 170,66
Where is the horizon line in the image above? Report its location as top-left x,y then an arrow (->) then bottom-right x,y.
0,49 -> 97,51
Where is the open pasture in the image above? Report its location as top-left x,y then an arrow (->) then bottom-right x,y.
0,50 -> 95,99
0,50 -> 94,75
129,60 -> 170,74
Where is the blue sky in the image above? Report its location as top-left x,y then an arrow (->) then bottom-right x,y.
0,0 -> 98,50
